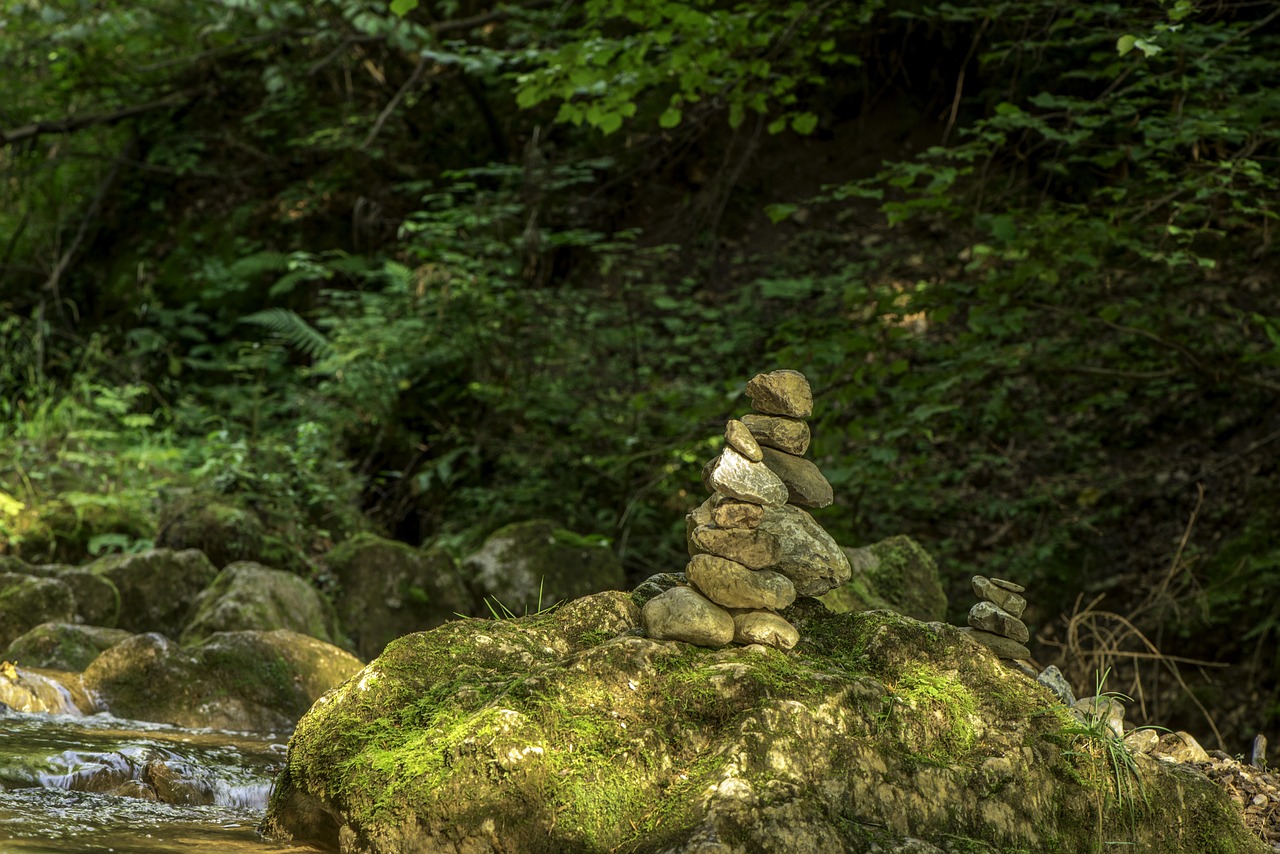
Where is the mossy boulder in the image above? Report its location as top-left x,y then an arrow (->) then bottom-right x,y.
262,595 -> 1263,853
462,519 -> 625,616
155,493 -> 268,569
180,561 -> 341,647
90,548 -> 219,636
5,622 -> 133,671
0,573 -> 76,649
20,563 -> 120,627
821,535 -> 948,621
82,629 -> 363,733
323,534 -> 470,661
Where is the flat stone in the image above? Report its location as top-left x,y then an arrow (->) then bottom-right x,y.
745,370 -> 813,418
741,414 -> 810,456
990,577 -> 1025,593
686,554 -> 796,610
690,525 -> 782,570
972,575 -> 1027,618
711,496 -> 764,530
957,627 -> 1031,660
707,446 -> 788,506
724,420 -> 763,462
968,601 -> 1030,644
759,447 -> 833,509
731,611 -> 799,650
755,504 -> 851,596
642,587 -> 734,648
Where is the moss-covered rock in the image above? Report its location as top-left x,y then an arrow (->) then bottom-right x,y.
82,629 -> 362,733
180,561 -> 341,647
262,595 -> 1263,853
0,573 -> 76,649
821,535 -> 948,621
90,548 -> 219,636
323,534 -> 470,661
462,519 -> 625,616
21,564 -> 120,627
155,493 -> 268,570
5,622 -> 133,671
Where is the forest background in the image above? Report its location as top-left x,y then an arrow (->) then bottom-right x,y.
1,0 -> 1277,754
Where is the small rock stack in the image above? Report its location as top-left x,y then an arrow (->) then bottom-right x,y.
642,370 -> 852,650
958,575 -> 1032,661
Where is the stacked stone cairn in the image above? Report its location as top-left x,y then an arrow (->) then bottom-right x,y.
642,370 -> 852,651
958,575 -> 1032,661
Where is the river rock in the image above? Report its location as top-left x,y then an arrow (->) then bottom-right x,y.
463,519 -> 625,618
731,610 -> 799,650
754,504 -> 851,596
741,413 -> 810,455
155,492 -> 269,570
262,597 -> 1259,854
968,601 -> 1030,644
689,524 -> 783,570
745,369 -> 813,418
5,622 -> 132,671
759,446 -> 833,509
17,564 -> 120,627
707,446 -> 789,506
180,561 -> 343,647
83,629 -> 363,732
631,572 -> 687,608
957,627 -> 1031,660
973,575 -> 1027,618
90,549 -> 219,637
0,573 -> 76,649
821,536 -> 947,621
724,419 -> 763,462
642,586 -> 734,647
686,554 -> 796,610
711,496 -> 764,530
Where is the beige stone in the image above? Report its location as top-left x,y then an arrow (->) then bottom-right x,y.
957,626 -> 1031,659
968,601 -> 1030,644
708,446 -> 788,506
732,610 -> 799,650
972,575 -> 1027,618
990,577 -> 1025,593
690,524 -> 783,570
745,370 -> 813,418
741,414 -> 810,455
755,504 -> 851,596
642,587 -> 734,648
711,497 -> 764,530
759,447 -> 833,509
724,420 -> 763,462
686,554 -> 796,610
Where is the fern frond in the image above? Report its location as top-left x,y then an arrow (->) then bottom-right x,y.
240,308 -> 335,359
228,251 -> 291,278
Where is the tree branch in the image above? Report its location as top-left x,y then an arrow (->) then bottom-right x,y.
1,88 -> 203,147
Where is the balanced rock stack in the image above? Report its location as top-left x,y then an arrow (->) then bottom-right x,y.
642,370 -> 851,651
958,575 -> 1032,660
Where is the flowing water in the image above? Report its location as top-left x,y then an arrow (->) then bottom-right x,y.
0,701 -> 324,853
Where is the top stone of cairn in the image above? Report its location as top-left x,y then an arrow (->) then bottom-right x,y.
745,370 -> 813,419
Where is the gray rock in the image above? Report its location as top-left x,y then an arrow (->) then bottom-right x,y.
821,536 -> 947,622
685,496 -> 715,554
689,524 -> 783,570
1154,731 -> 1210,764
745,369 -> 813,418
642,587 -> 734,648
957,627 -> 1031,659
0,574 -> 76,649
707,446 -> 789,506
759,447 -> 834,509
1036,665 -> 1076,706
1074,695 -> 1126,738
90,549 -> 219,638
755,504 -> 851,596
631,572 -> 687,608
990,577 -> 1025,593
724,419 -> 763,462
20,565 -> 119,628
741,413 -> 810,456
1124,728 -> 1160,754
686,554 -> 796,610
968,601 -> 1030,644
731,610 -> 799,650
181,561 -> 342,647
972,575 -> 1027,618
711,496 -> 764,530
5,623 -> 132,671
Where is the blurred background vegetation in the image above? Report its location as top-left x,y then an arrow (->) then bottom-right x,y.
1,0 -> 1276,751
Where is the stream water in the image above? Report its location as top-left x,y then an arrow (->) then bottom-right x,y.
0,703 -> 324,853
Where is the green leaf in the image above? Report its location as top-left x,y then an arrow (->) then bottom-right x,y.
1116,34 -> 1137,56
764,203 -> 798,224
389,0 -> 419,16
791,112 -> 819,135
767,116 -> 788,135
659,107 -> 682,129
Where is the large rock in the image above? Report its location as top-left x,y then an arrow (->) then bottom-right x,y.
707,446 -> 789,506
180,561 -> 342,647
745,369 -> 813,418
754,504 -> 851,596
0,573 -> 76,649
463,520 -> 625,617
324,534 -> 470,661
821,535 -> 947,622
14,563 -> 120,627
262,597 -> 1263,853
642,586 -> 734,647
759,446 -> 834,509
689,524 -> 782,570
685,554 -> 796,610
90,549 -> 219,637
5,622 -> 132,671
82,629 -> 362,732
741,413 -> 811,455
155,493 -> 268,569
